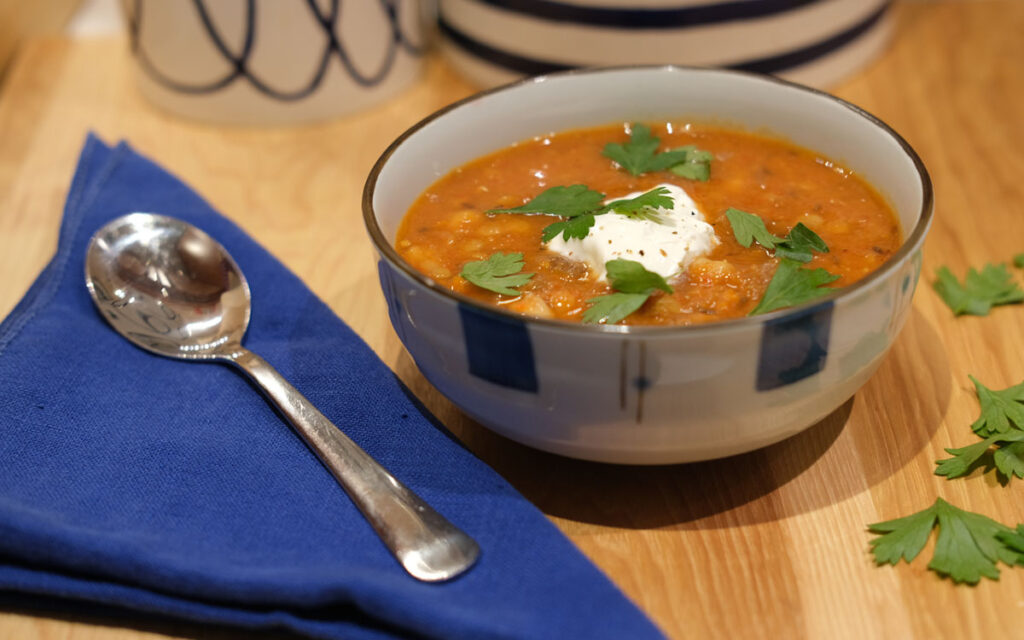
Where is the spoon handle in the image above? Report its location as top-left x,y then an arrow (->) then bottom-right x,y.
226,347 -> 480,582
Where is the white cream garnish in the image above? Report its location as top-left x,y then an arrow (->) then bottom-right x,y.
545,183 -> 718,281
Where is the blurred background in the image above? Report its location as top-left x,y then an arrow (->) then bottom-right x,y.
0,0 -> 924,124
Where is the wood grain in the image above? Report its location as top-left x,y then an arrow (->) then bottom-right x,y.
0,0 -> 79,82
2,2 -> 1024,639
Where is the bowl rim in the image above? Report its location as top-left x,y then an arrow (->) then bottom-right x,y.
362,64 -> 933,336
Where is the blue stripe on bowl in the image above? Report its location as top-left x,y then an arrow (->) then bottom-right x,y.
439,1 -> 890,76
458,304 -> 539,392
377,260 -> 409,347
469,0 -> 823,29
756,301 -> 833,391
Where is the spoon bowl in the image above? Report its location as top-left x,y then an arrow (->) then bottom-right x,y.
85,213 -> 479,582
86,213 -> 249,358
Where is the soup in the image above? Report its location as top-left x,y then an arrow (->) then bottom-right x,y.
395,122 -> 901,326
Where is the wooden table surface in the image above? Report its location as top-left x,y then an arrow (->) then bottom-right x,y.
2,2 -> 1024,638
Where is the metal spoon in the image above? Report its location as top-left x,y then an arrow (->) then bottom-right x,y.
84,213 -> 479,582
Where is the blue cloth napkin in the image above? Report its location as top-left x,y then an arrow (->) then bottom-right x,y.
0,136 -> 664,640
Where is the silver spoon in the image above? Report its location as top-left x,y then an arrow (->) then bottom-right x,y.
84,213 -> 480,582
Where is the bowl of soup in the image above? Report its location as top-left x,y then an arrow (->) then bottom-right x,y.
362,66 -> 932,464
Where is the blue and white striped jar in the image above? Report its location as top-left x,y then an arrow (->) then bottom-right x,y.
438,0 -> 893,88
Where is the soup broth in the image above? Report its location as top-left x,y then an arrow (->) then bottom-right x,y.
396,122 -> 901,325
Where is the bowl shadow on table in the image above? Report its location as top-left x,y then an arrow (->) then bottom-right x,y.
396,307 -> 951,530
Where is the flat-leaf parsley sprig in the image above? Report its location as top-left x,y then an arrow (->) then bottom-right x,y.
749,259 -> 839,316
933,263 -> 1024,316
488,185 -> 676,243
969,375 -> 1024,436
725,209 -> 838,315
460,252 -> 534,296
583,259 -> 672,325
868,498 -> 1024,584
725,207 -> 828,264
934,432 -> 1024,481
935,375 -> 1024,483
602,123 -> 713,180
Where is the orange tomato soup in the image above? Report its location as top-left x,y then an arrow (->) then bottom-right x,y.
396,122 -> 901,325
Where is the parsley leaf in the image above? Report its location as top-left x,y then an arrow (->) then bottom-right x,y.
459,252 -> 534,296
606,187 -> 674,224
583,259 -> 672,324
749,258 -> 840,315
487,184 -> 605,218
775,223 -> 829,263
969,375 -> 1024,436
868,498 -> 1021,584
582,292 -> 651,325
933,264 -> 1024,316
935,375 -> 1024,483
602,123 -> 661,175
667,146 -> 714,181
1015,253 -> 1024,269
725,207 -> 781,251
934,432 -> 1024,480
725,210 -> 828,263
728,211 -> 835,314
501,185 -> 678,243
868,504 -> 939,566
602,123 -> 713,179
997,525 -> 1024,558
994,441 -> 1024,480
606,258 -> 673,294
541,214 -> 596,243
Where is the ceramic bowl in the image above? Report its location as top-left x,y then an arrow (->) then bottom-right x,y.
438,0 -> 893,89
362,66 -> 931,464
123,0 -> 430,125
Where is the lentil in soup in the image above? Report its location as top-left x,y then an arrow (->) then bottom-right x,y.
396,122 -> 901,326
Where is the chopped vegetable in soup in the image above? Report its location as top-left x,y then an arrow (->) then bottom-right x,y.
395,122 -> 902,325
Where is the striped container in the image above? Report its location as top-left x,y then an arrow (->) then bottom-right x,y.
439,0 -> 893,89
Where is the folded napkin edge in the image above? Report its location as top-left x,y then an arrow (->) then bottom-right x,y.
0,134 -> 125,357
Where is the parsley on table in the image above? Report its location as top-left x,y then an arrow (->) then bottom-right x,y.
748,258 -> 839,316
583,259 -> 672,324
969,375 -> 1024,436
933,263 -> 1024,316
459,252 -> 534,296
998,526 -> 1024,555
490,185 -> 675,242
934,375 -> 1024,482
602,123 -> 713,179
724,208 -> 828,263
868,498 -> 1024,584
934,432 -> 1024,481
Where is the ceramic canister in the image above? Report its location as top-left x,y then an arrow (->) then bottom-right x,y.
124,0 -> 432,125
438,0 -> 893,89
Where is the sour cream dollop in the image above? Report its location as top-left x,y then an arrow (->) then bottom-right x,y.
545,183 -> 718,281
